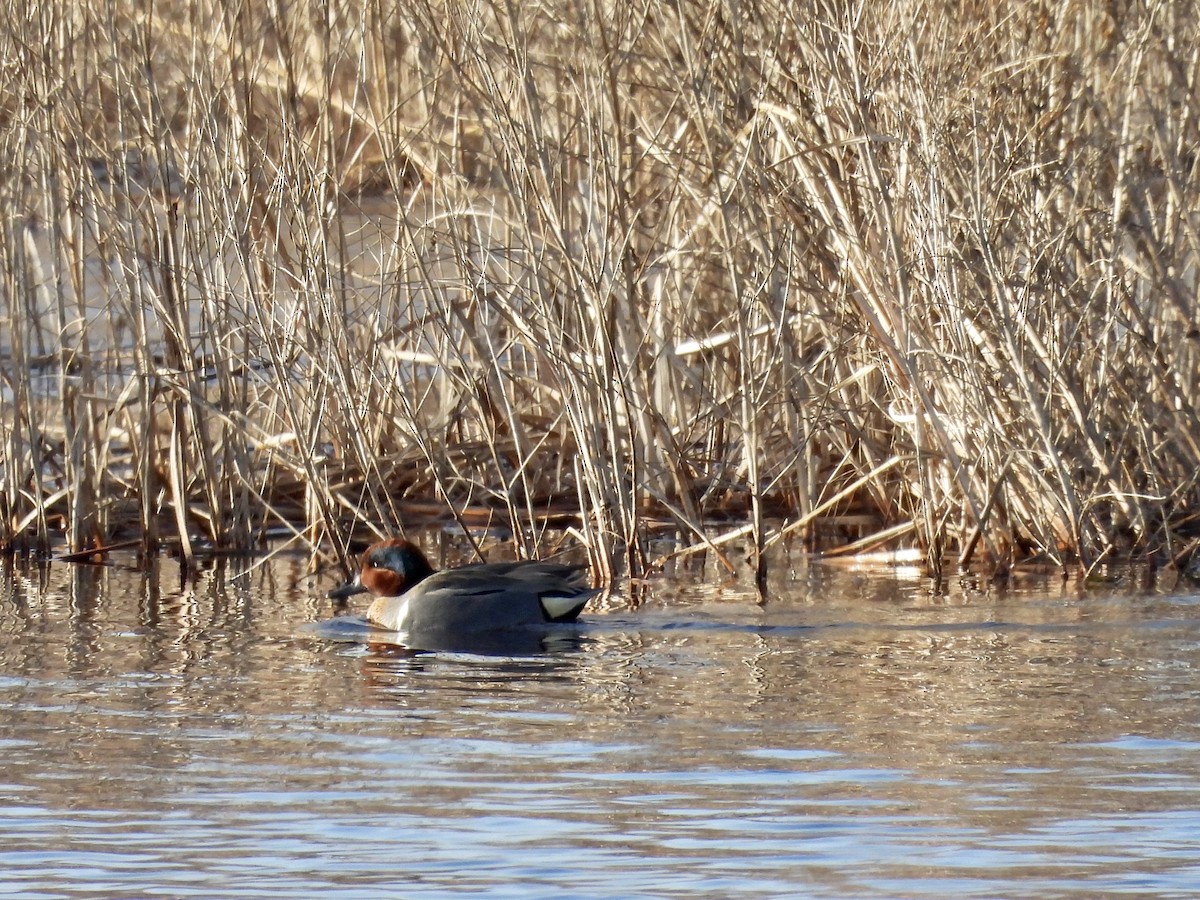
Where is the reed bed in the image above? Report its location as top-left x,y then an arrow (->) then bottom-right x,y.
2,0 -> 1199,580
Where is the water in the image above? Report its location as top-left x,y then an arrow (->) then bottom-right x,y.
2,551 -> 1200,898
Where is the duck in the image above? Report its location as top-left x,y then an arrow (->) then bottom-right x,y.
328,537 -> 600,635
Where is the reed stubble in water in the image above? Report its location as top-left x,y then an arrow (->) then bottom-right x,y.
1,0 -> 1198,581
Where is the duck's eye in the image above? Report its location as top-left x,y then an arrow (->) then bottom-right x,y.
366,550 -> 398,573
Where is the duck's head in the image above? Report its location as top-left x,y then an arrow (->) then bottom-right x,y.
328,538 -> 436,600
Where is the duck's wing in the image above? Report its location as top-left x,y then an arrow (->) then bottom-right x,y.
424,560 -> 591,591
418,562 -> 599,623
492,563 -> 601,621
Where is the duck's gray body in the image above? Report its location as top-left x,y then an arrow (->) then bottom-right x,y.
367,560 -> 599,634
329,538 -> 600,640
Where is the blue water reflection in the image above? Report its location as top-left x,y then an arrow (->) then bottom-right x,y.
2,552 -> 1200,897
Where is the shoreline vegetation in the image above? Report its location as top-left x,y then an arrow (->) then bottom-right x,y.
2,1 -> 1199,583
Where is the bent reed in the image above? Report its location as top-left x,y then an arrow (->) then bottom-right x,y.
2,0 -> 1199,581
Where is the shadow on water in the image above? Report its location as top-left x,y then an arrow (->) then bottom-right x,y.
4,550 -> 1200,898
302,613 -> 593,656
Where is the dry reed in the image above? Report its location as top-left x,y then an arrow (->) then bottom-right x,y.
1,0 -> 1198,581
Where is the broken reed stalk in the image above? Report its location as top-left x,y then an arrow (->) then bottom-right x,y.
0,0 -> 1198,581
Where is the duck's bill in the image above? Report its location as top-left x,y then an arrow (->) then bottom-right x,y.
328,577 -> 368,600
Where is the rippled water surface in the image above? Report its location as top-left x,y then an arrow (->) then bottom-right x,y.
3,550 -> 1200,898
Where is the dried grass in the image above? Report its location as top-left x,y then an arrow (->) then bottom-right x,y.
2,0 -> 1199,580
